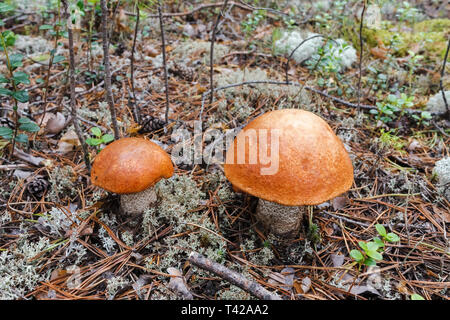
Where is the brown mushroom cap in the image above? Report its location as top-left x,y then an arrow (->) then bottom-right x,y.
91,137 -> 174,194
224,109 -> 353,206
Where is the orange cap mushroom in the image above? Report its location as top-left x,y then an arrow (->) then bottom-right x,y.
224,109 -> 354,236
224,109 -> 353,205
91,137 -> 174,215
91,137 -> 174,194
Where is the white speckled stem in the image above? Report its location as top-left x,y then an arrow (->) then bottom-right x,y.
120,187 -> 157,215
255,199 -> 305,237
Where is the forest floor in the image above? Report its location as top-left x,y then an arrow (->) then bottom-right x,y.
0,0 -> 449,300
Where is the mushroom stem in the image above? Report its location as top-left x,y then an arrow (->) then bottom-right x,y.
255,199 -> 306,237
120,186 -> 157,215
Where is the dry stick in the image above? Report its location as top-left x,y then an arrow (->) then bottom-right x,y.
188,251 -> 282,300
38,0 -> 61,133
130,2 -> 140,123
64,0 -> 91,172
158,2 -> 170,124
357,0 -> 366,108
209,0 -> 229,106
100,0 -> 120,139
440,37 -> 450,121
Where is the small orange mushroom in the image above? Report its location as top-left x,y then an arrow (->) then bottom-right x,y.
91,137 -> 174,215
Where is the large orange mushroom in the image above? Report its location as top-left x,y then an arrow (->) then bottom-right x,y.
224,109 -> 354,237
91,137 -> 174,215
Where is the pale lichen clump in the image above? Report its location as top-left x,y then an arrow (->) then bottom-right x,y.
0,236 -> 51,300
426,91 -> 450,115
214,67 -> 311,114
106,276 -> 130,300
46,165 -> 77,203
141,174 -> 230,275
171,39 -> 230,65
433,157 -> 450,201
274,30 -> 323,64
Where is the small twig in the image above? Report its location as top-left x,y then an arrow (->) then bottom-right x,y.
209,0 -> 229,106
130,1 -> 140,123
64,0 -> 91,172
100,0 -> 120,139
357,0 -> 366,108
440,37 -> 449,121
188,251 -> 282,300
158,2 -> 170,124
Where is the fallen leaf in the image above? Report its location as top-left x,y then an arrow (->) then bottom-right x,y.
332,197 -> 349,210
56,130 -> 80,154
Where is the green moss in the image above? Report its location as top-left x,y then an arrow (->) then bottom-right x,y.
414,19 -> 450,33
353,19 -> 450,59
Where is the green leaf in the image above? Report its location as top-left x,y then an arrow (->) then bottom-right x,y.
13,71 -> 30,85
9,53 -> 23,68
0,74 -> 9,83
1,30 -> 16,47
386,233 -> 400,243
19,120 -> 39,133
15,133 -> 28,144
12,90 -> 29,103
52,55 -> 66,63
39,24 -> 54,30
101,134 -> 114,144
350,250 -> 364,262
411,294 -> 425,300
358,241 -> 368,252
0,127 -> 13,139
86,138 -> 102,146
90,127 -> 102,137
366,249 -> 383,261
0,3 -> 14,13
373,237 -> 385,248
0,87 -> 12,96
375,224 -> 387,237
18,117 -> 32,124
366,241 -> 380,252
364,258 -> 377,266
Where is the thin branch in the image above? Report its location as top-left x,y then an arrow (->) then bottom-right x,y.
209,0 -> 229,106
284,35 -> 329,84
158,2 -> 170,124
188,251 -> 282,300
357,0 -> 366,108
130,1 -> 140,123
63,0 -> 91,172
440,37 -> 449,121
100,0 -> 120,139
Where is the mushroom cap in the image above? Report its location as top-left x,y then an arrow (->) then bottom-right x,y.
91,137 -> 174,194
224,109 -> 353,206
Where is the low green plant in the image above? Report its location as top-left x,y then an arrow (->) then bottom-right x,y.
411,111 -> 432,127
350,224 -> 400,267
85,127 -> 114,150
241,9 -> 266,36
0,23 -> 39,146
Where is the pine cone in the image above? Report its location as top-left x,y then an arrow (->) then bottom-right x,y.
0,117 -> 15,129
138,115 -> 166,133
27,178 -> 49,198
169,63 -> 194,82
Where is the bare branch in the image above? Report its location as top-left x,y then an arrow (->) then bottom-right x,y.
188,251 -> 282,300
100,0 -> 120,139
158,2 -> 170,124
